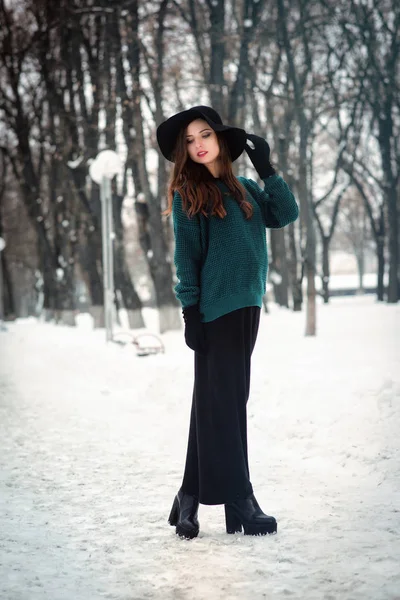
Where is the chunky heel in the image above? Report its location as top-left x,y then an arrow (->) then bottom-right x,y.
168,496 -> 179,526
225,505 -> 243,534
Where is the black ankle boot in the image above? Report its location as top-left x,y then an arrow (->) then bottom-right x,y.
168,490 -> 199,539
225,493 -> 277,535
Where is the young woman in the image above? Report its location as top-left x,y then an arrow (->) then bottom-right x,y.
156,106 -> 299,539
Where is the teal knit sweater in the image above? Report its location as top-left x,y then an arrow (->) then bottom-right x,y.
172,174 -> 299,322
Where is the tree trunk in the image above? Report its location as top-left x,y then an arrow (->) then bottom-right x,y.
270,229 -> 289,307
113,193 -> 144,329
67,167 -> 104,322
277,136 -> 301,311
49,147 -> 76,322
78,217 -> 104,327
378,115 -> 398,302
1,249 -> 15,318
208,0 -> 225,117
384,182 -> 398,302
345,168 -> 386,302
321,236 -> 330,304
356,253 -> 365,293
376,207 -> 385,302
355,208 -> 367,294
128,0 -> 180,333
14,134 -> 59,320
277,0 -> 316,334
286,221 -> 302,311
306,257 -> 316,332
88,185 -> 107,326
301,133 -> 316,334
0,184 -> 16,318
301,120 -> 317,334
39,240 -> 57,320
228,0 -> 254,125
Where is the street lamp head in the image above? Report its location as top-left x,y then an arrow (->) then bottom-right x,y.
89,150 -> 122,184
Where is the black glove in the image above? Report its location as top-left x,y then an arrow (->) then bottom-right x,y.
182,304 -> 207,355
245,133 -> 276,179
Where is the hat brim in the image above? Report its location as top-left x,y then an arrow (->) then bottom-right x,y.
156,107 -> 247,163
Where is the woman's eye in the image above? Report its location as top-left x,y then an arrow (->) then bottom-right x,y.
187,133 -> 210,144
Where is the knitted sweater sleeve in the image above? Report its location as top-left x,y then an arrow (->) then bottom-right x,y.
172,191 -> 202,308
242,174 -> 299,229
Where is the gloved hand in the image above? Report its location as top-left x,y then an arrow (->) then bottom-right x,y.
245,133 -> 276,179
182,304 -> 207,355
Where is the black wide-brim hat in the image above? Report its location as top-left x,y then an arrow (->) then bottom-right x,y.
156,105 -> 247,163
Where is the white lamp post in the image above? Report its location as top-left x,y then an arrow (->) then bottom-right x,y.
89,150 -> 122,342
0,237 -> 6,330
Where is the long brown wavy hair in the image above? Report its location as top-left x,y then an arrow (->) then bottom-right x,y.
164,128 -> 253,219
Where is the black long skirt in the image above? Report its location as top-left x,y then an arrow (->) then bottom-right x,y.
180,306 -> 261,505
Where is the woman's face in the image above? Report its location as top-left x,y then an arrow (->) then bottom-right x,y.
185,119 -> 220,172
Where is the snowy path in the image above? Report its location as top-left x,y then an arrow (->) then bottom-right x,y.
0,297 -> 399,600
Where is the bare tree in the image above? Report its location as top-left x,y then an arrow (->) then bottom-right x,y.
123,0 -> 181,332
277,0 -> 317,335
0,1 -> 62,318
322,0 -> 400,302
0,150 -> 16,318
335,188 -> 375,293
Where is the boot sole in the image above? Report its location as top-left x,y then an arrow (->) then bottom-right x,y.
243,522 -> 277,535
176,522 -> 199,539
225,504 -> 277,535
227,522 -> 277,535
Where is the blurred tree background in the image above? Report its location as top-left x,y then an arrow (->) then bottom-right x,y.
0,0 -> 399,334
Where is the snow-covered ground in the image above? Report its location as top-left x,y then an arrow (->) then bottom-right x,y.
0,296 -> 399,600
